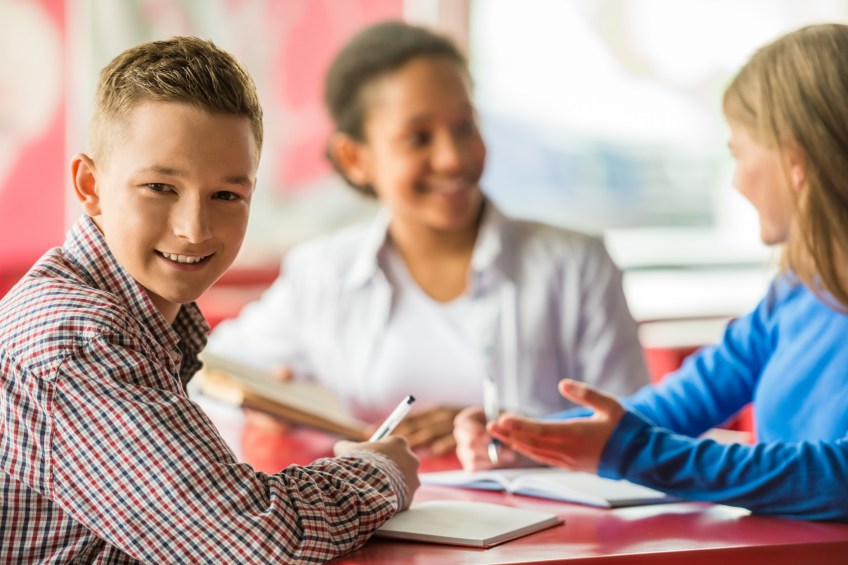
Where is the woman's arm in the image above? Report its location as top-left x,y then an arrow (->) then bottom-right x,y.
206,252 -> 314,379
570,238 -> 650,396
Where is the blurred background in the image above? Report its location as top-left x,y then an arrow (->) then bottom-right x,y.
3,0 -> 848,356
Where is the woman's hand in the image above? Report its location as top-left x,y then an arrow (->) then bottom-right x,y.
453,406 -> 535,472
488,379 -> 625,473
242,365 -> 295,433
385,406 -> 462,456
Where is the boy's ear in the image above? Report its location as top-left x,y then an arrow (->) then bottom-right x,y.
328,132 -> 371,187
71,153 -> 101,216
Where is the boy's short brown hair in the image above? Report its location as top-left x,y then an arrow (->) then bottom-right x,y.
89,36 -> 263,162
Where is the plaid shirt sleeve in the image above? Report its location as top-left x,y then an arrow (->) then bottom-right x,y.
46,332 -> 408,563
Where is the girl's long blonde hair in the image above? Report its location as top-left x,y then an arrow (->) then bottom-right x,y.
723,23 -> 848,310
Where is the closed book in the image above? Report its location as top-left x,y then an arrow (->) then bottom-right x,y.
195,351 -> 369,440
375,500 -> 562,548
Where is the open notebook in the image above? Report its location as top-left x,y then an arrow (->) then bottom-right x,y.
375,500 -> 562,548
420,468 -> 674,508
195,351 -> 370,440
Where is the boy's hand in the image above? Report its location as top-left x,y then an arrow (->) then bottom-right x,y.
386,406 -> 460,456
487,379 -> 625,474
334,436 -> 420,507
453,406 -> 521,472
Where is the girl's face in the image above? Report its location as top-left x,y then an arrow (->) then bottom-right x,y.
352,56 -> 486,236
727,121 -> 797,246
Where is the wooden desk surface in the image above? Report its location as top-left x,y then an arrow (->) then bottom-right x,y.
210,406 -> 848,565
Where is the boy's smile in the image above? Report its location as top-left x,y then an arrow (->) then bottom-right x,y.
72,100 -> 260,323
156,251 -> 214,268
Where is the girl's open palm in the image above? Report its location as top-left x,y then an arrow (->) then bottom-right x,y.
487,379 -> 626,473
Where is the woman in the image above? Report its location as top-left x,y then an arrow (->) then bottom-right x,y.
456,23 -> 848,520
208,21 -> 648,454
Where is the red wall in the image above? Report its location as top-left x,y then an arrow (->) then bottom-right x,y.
0,0 -> 66,294
1,0 -> 407,298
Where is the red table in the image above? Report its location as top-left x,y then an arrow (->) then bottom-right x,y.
230,414 -> 848,564
328,485 -> 848,564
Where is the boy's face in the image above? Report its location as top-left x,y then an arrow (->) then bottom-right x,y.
74,101 -> 259,322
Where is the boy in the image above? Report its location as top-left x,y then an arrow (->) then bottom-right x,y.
0,36 -> 418,563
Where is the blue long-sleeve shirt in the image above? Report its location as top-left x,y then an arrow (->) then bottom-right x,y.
588,275 -> 848,520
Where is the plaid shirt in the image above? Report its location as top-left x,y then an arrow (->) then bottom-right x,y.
0,216 -> 408,564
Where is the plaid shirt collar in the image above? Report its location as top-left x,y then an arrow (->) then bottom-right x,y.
64,215 -> 209,380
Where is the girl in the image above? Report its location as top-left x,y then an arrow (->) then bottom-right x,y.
208,21 -> 648,455
456,23 -> 848,520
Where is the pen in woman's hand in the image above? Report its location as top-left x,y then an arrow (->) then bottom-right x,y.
483,376 -> 501,464
370,395 -> 416,441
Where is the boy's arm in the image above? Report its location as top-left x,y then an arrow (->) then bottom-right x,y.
48,337 -> 407,563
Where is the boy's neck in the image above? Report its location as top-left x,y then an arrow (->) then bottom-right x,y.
145,290 -> 181,324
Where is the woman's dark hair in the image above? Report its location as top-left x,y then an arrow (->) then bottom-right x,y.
324,20 -> 469,196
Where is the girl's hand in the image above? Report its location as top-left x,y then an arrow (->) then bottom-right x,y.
488,379 -> 625,473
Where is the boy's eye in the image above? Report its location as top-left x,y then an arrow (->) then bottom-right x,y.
214,191 -> 241,202
146,183 -> 172,193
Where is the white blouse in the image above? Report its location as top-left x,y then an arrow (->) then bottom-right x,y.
366,244 -> 485,415
207,202 -> 649,420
